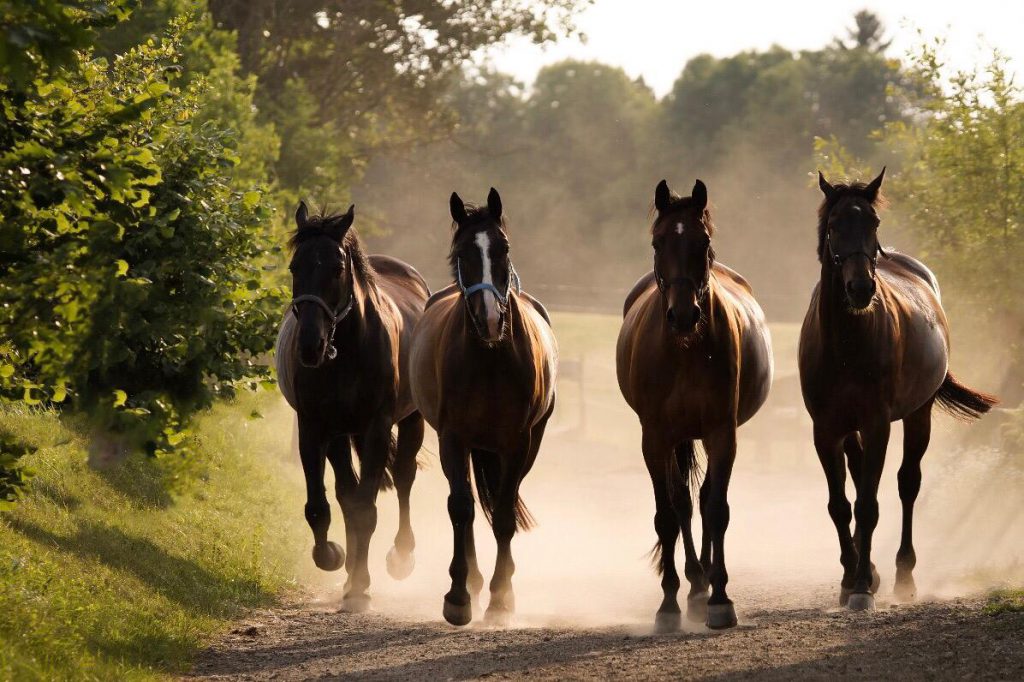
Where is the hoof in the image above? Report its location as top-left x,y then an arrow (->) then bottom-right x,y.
312,541 -> 345,572
386,546 -> 415,580
706,603 -> 738,629
484,606 -> 513,628
443,597 -> 472,626
686,593 -> 708,623
340,592 -> 371,613
847,592 -> 875,611
840,586 -> 853,607
655,610 -> 682,633
894,576 -> 917,603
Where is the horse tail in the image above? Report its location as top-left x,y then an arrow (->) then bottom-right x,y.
935,371 -> 998,422
378,432 -> 397,491
471,449 -> 536,531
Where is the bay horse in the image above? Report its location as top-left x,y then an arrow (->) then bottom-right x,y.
617,179 -> 773,630
410,188 -> 557,627
275,202 -> 429,611
801,169 -> 997,610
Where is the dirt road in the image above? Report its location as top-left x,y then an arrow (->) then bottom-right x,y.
190,588 -> 1022,680
191,317 -> 1022,680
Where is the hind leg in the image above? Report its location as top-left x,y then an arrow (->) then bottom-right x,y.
844,433 -> 880,595
895,399 -> 931,602
387,413 -> 423,580
641,429 -> 682,631
342,419 -> 391,612
299,419 -> 345,572
671,442 -> 708,622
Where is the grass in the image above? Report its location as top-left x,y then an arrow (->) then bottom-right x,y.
0,393 -> 306,680
986,588 -> 1024,615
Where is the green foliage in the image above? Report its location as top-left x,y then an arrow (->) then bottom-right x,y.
0,18 -> 283,458
0,397 -> 306,679
0,0 -> 132,89
985,588 -> 1024,615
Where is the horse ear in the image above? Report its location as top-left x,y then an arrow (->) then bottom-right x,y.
818,171 -> 837,201
325,204 -> 354,241
691,179 -> 708,211
487,187 -> 503,220
450,192 -> 467,224
295,200 -> 309,229
654,180 -> 671,213
865,166 -> 886,202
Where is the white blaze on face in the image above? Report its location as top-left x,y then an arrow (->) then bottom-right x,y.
474,231 -> 500,337
675,222 -> 684,235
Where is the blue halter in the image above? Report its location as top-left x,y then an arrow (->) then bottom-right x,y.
456,257 -> 521,306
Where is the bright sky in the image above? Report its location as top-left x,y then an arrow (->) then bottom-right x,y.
488,0 -> 1024,96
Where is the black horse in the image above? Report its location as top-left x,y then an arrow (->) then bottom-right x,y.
275,202 -> 429,611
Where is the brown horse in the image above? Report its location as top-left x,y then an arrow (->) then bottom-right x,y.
275,203 -> 429,611
617,179 -> 773,630
410,188 -> 557,627
800,169 -> 998,610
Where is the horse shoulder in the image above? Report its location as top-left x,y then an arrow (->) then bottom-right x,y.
879,250 -> 941,298
712,261 -> 753,294
425,283 -> 459,310
623,271 -> 657,317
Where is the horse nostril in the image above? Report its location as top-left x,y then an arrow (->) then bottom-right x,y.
666,308 -> 677,326
691,305 -> 700,323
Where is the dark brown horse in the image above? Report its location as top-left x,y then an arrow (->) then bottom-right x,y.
410,188 -> 557,627
617,179 -> 773,630
275,202 -> 429,611
800,169 -> 998,610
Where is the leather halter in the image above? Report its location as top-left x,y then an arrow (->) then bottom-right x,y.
289,253 -> 354,361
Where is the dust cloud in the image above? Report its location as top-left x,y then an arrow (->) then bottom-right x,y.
273,312 -> 1022,630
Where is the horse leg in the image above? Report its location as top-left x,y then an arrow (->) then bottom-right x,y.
814,422 -> 857,606
844,432 -> 880,593
641,429 -> 682,632
484,438 -> 532,627
342,420 -> 391,612
702,426 -> 738,629
895,399 -> 931,602
325,435 -> 358,579
299,419 -> 344,571
440,432 -> 474,626
698,478 -> 711,580
670,441 -> 708,622
386,413 -> 423,581
848,419 -> 890,610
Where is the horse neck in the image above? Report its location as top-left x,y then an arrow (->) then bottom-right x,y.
815,260 -> 884,345
334,271 -> 378,346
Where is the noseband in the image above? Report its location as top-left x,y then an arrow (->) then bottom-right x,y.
825,232 -> 885,269
456,257 -> 521,336
290,255 -> 354,361
653,257 -> 709,301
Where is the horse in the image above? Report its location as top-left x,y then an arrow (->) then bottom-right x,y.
409,188 -> 557,627
275,202 -> 430,611
800,169 -> 998,610
617,178 -> 773,631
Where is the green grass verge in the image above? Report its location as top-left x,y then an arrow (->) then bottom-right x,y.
986,588 -> 1024,615
0,394 -> 305,680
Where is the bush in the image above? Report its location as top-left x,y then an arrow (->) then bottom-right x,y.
0,16 -> 284,463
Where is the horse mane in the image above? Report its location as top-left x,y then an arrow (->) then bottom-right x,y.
649,192 -> 715,236
816,181 -> 888,262
288,210 -> 376,287
447,203 -> 508,281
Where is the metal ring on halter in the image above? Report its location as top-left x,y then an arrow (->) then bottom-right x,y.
290,293 -> 353,360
